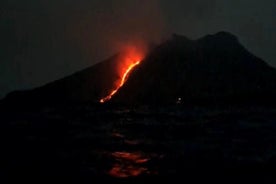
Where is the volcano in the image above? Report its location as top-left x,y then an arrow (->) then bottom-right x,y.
3,31 -> 276,106
2,32 -> 276,182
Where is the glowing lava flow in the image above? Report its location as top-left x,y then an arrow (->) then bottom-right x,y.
100,60 -> 140,103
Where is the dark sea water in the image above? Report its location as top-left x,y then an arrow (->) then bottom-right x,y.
1,105 -> 276,183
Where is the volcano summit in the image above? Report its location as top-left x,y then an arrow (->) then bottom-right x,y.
3,32 -> 276,107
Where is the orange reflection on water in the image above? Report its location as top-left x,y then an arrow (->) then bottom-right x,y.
112,152 -> 149,163
111,132 -> 125,139
109,151 -> 151,178
109,164 -> 148,178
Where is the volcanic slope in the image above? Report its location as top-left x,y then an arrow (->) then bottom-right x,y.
3,53 -> 126,105
112,32 -> 276,105
3,32 -> 276,106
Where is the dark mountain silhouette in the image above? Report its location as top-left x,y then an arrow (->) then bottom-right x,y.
2,31 -> 276,106
112,32 -> 276,105
2,53 -> 127,105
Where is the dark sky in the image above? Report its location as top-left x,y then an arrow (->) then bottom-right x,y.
0,0 -> 275,98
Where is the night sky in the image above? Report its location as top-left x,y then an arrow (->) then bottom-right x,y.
0,0 -> 275,98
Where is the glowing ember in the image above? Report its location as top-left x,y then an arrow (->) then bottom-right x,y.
100,60 -> 140,103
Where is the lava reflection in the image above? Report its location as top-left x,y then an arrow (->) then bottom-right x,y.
109,151 -> 151,178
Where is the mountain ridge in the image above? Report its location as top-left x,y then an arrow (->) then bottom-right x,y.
111,32 -> 276,105
2,31 -> 276,107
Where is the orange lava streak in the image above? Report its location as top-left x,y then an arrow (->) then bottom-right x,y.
100,60 -> 140,103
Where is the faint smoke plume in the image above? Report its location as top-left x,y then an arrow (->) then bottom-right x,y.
69,0 -> 167,63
